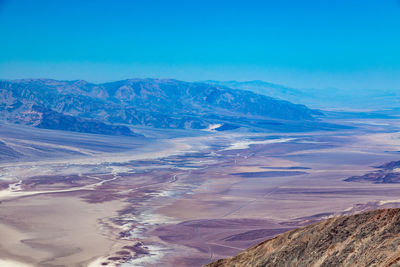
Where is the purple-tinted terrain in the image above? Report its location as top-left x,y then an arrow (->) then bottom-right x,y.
0,79 -> 399,266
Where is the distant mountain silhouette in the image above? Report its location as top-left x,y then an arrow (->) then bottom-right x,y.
206,80 -> 400,109
0,78 -> 345,135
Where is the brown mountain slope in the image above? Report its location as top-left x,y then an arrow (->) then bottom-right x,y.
206,208 -> 400,267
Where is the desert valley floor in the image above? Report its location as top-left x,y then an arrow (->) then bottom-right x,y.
1,118 -> 400,266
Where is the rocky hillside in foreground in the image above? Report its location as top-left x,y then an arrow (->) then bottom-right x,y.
0,78 -> 339,135
206,208 -> 400,267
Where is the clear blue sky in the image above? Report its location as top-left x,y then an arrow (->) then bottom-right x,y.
1,0 -> 400,90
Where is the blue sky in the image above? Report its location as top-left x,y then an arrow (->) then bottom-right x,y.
1,0 -> 400,90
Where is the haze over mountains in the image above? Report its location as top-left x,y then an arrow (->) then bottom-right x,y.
206,80 -> 400,110
0,78 -> 345,136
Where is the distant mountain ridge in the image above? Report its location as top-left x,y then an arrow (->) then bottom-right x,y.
206,80 -> 400,109
204,80 -> 308,103
0,78 -> 337,135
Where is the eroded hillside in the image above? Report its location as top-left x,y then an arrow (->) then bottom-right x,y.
207,208 -> 400,267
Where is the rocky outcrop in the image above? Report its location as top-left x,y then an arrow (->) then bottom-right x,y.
206,208 -> 400,267
345,160 -> 400,183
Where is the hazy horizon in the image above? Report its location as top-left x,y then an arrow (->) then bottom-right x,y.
1,0 -> 400,91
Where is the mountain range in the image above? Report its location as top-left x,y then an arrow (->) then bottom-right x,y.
0,78 -> 343,136
205,80 -> 400,110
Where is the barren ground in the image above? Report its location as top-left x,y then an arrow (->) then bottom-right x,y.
1,120 -> 400,266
